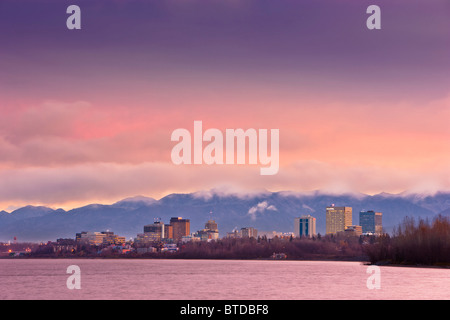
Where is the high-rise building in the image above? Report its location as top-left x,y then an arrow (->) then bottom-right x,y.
359,210 -> 383,235
143,221 -> 165,242
326,205 -> 352,235
294,215 -> 316,238
164,224 -> 173,240
170,217 -> 190,242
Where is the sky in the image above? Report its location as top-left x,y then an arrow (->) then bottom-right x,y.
0,0 -> 449,210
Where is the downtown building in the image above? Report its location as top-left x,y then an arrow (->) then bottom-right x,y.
226,227 -> 258,239
76,231 -> 125,246
359,210 -> 383,235
170,217 -> 191,242
325,205 -> 352,235
240,227 -> 258,238
136,219 -> 175,245
294,215 -> 316,238
343,225 -> 363,237
136,220 -> 166,245
137,217 -> 190,244
194,219 -> 219,241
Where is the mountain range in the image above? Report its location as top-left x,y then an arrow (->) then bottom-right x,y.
1,190 -> 450,242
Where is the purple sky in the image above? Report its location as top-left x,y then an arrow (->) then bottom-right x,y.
2,0 -> 448,103
0,0 -> 449,209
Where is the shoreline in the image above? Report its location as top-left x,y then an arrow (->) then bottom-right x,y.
3,256 -> 450,269
368,261 -> 450,269
0,254 -> 367,262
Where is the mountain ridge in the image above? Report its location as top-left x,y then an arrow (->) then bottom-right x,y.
1,190 -> 449,242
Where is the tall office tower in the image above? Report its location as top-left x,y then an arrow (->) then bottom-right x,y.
164,224 -> 173,240
294,215 -> 316,238
326,205 -> 352,235
143,220 -> 165,242
359,210 -> 383,235
170,217 -> 191,242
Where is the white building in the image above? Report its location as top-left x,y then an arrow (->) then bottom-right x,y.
294,215 -> 316,238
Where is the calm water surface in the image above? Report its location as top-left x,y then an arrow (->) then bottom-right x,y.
0,259 -> 449,300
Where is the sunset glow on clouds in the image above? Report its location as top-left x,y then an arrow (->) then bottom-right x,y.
0,0 -> 449,210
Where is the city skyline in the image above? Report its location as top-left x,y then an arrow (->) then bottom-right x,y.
4,202 -> 384,244
2,186 -> 448,244
0,0 -> 449,212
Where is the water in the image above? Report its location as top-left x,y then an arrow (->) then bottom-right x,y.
0,259 -> 449,300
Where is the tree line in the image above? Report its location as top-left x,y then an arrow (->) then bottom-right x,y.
155,234 -> 367,261
364,214 -> 450,266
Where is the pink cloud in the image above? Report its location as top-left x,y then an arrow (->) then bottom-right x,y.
0,160 -> 449,211
0,92 -> 448,208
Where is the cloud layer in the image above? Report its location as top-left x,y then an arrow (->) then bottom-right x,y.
0,0 -> 448,210
248,201 -> 278,221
